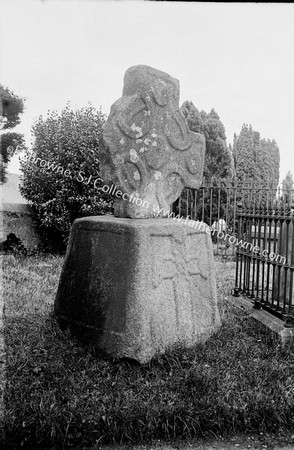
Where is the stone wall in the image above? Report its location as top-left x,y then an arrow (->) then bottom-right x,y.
0,209 -> 40,250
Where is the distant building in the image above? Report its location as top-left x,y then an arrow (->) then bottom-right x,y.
0,173 -> 39,250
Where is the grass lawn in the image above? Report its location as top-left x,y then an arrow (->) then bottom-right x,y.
2,254 -> 294,449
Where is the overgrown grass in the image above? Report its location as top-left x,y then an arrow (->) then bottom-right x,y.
2,254 -> 294,448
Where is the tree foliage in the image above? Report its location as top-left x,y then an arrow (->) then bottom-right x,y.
0,85 -> 25,182
180,101 -> 234,180
20,104 -> 112,251
233,124 -> 280,188
0,85 -> 24,129
282,171 -> 294,205
179,101 -> 234,224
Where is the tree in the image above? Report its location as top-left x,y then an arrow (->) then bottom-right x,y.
200,108 -> 234,180
233,125 -> 280,209
233,124 -> 280,188
233,124 -> 260,183
180,101 -> 234,180
0,85 -> 25,182
20,104 -> 112,251
180,100 -> 203,134
282,171 -> 294,205
179,101 -> 234,224
255,138 -> 280,187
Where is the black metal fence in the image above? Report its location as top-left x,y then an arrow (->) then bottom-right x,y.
174,178 -> 294,257
233,199 -> 294,327
174,178 -> 294,325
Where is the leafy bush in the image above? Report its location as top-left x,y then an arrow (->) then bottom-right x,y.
20,104 -> 113,252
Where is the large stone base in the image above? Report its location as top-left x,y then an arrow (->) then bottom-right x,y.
54,216 -> 220,363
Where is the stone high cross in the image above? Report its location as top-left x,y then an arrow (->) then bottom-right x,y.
54,65 -> 220,363
100,65 -> 205,218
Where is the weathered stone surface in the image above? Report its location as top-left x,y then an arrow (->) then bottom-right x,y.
54,216 -> 220,363
55,65 -> 219,363
99,65 -> 205,218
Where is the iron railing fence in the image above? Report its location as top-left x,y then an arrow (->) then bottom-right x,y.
173,178 -> 294,257
233,197 -> 294,327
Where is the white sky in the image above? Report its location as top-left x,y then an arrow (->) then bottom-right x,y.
1,0 -> 293,182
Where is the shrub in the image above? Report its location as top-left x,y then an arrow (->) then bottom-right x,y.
20,104 -> 113,252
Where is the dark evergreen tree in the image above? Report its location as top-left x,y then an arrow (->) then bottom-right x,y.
180,101 -> 233,180
180,100 -> 203,134
200,108 -> 234,180
255,138 -> 280,187
282,171 -> 294,205
233,124 -> 260,183
233,124 -> 280,189
179,101 -> 234,223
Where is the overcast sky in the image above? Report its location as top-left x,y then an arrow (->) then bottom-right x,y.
1,0 -> 293,183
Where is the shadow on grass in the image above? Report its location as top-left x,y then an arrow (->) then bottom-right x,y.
4,306 -> 294,449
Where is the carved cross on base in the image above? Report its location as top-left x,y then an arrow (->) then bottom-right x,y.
152,231 -> 208,333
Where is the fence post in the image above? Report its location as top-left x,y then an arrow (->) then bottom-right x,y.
233,202 -> 243,297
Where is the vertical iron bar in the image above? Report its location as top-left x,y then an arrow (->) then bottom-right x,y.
285,218 -> 294,326
234,202 -> 242,296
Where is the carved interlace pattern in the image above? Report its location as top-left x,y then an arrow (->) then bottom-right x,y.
100,65 -> 205,217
